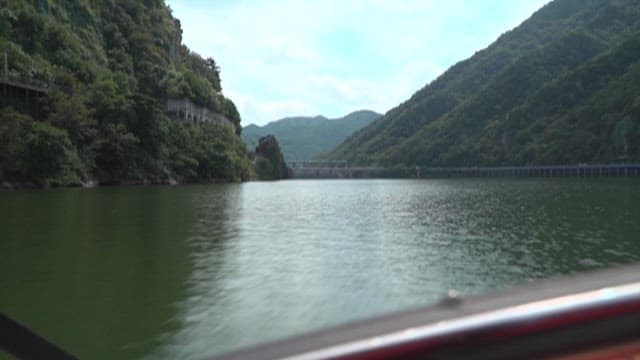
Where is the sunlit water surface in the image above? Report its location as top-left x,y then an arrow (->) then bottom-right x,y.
1,179 -> 640,359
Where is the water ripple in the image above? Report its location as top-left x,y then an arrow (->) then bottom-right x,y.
151,178 -> 640,359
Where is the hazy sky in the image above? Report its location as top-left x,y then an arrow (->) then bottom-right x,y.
166,0 -> 551,126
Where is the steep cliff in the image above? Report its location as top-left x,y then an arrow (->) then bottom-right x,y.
253,135 -> 290,180
326,0 -> 640,166
0,0 -> 250,187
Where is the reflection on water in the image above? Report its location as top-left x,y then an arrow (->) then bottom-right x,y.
158,179 -> 640,359
1,179 -> 640,359
0,186 -> 200,360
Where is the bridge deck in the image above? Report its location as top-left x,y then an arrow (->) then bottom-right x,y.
289,163 -> 640,179
1,79 -> 49,94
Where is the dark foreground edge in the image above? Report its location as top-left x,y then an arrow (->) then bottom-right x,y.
0,312 -> 78,359
209,264 -> 640,360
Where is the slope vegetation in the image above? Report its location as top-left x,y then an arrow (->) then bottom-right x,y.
0,1 -> 250,187
327,0 -> 640,166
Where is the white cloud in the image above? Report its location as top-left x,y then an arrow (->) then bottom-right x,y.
225,90 -> 316,126
167,0 -> 551,126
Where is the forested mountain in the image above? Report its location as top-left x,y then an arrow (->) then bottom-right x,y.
242,110 -> 380,161
326,0 -> 640,166
0,0 -> 251,187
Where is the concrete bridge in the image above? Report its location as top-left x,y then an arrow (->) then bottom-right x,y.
165,98 -> 233,127
288,163 -> 640,179
2,49 -> 50,118
288,160 -> 349,168
1,78 -> 49,119
424,164 -> 640,178
1,50 -> 231,128
288,161 -> 416,178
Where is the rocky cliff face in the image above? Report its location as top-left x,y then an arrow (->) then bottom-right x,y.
254,135 -> 290,180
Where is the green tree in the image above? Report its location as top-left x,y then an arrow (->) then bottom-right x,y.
613,116 -> 636,160
223,98 -> 241,135
0,0 -> 251,186
254,135 -> 289,180
25,121 -> 79,186
48,91 -> 97,174
94,123 -> 140,182
0,110 -> 32,181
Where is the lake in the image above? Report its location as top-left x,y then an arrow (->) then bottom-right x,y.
1,178 -> 640,359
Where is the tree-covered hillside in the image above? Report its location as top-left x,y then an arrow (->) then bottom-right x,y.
252,135 -> 290,180
242,110 -> 380,161
326,0 -> 640,166
0,0 -> 251,187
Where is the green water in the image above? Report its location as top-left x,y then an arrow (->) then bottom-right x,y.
1,179 -> 640,359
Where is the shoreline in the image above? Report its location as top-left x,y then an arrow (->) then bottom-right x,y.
3,164 -> 640,189
0,177 -> 241,191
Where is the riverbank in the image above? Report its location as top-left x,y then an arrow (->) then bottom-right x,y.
4,164 -> 639,188
0,177 -> 240,190
290,163 -> 640,179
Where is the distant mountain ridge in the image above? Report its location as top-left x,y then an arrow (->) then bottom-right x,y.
326,0 -> 640,166
242,110 -> 380,161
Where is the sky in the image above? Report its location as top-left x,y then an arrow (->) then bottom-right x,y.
166,0 -> 551,126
